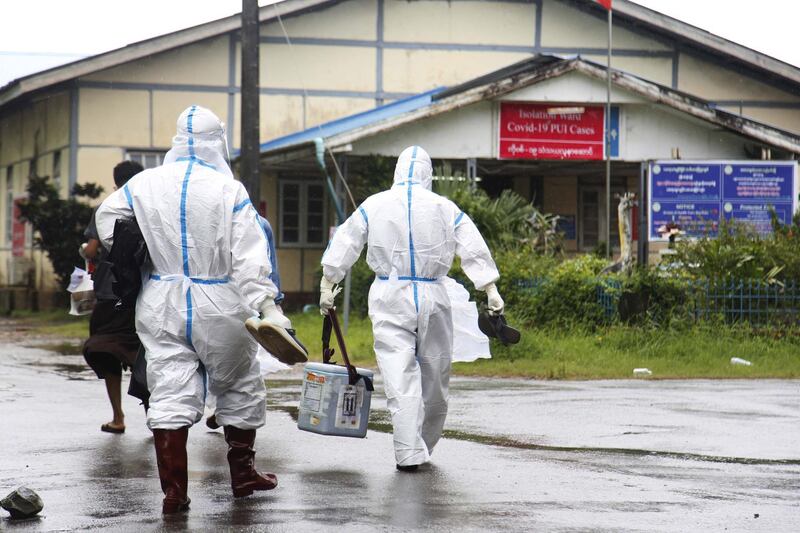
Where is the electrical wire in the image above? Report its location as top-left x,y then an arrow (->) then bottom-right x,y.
272,4 -> 358,211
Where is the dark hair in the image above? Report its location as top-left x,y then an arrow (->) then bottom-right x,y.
113,160 -> 144,187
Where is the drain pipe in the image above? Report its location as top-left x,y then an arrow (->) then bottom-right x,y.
315,138 -> 345,224
314,138 -> 351,331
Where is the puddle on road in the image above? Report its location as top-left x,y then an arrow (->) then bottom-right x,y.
25,360 -> 94,380
267,380 -> 800,467
25,342 -> 84,355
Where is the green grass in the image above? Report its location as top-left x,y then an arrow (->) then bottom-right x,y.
288,311 -> 376,367
11,309 -> 90,338
289,311 -> 800,379
12,308 -> 800,379
451,324 -> 800,379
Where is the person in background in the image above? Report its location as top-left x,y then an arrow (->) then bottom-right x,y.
80,160 -> 144,434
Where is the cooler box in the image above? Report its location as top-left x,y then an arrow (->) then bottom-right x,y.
298,362 -> 373,438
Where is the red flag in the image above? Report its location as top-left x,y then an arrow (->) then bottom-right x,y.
596,0 -> 612,9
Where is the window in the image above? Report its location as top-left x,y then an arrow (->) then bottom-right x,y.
126,150 -> 166,169
6,166 -> 13,244
279,180 -> 326,247
52,151 -> 61,193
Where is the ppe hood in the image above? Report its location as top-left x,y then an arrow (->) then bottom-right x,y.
393,145 -> 433,190
163,105 -> 233,179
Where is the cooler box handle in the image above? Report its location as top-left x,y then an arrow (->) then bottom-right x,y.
322,309 -> 374,391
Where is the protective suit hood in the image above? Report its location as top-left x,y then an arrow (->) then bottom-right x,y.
393,146 -> 433,190
163,105 -> 233,179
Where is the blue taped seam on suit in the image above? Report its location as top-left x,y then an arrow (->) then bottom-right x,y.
123,184 -> 133,209
180,161 -> 194,277
455,211 -> 465,226
358,206 -> 368,226
407,145 -> 419,312
255,212 -> 271,256
181,105 -> 197,346
176,155 -> 216,170
150,274 -> 229,284
191,277 -> 229,284
378,275 -> 438,282
185,286 -> 194,348
233,199 -> 251,212
187,104 -> 197,157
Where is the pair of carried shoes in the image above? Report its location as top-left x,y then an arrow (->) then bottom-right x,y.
478,311 -> 521,346
245,308 -> 308,365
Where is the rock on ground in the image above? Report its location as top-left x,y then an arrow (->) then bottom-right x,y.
1,486 -> 44,519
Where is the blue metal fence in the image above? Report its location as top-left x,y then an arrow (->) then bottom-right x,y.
516,277 -> 800,326
693,279 -> 800,325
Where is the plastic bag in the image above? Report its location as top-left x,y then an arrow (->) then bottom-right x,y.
67,266 -> 96,316
443,277 -> 491,362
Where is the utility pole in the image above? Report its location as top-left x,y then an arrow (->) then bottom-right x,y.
605,6 -> 613,259
241,0 -> 260,203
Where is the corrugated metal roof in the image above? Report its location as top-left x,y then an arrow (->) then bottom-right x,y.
257,87 -> 446,153
259,55 -> 800,158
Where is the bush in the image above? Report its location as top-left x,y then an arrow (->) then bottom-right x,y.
435,180 -> 536,251
617,267 -> 689,326
18,176 -> 103,287
524,255 -> 610,327
671,214 -> 800,283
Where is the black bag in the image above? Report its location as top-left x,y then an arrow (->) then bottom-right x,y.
97,217 -> 151,309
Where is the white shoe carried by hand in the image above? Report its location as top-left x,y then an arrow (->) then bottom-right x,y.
245,299 -> 308,365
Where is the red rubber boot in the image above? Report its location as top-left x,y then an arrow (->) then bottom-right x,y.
223,426 -> 278,497
152,427 -> 191,514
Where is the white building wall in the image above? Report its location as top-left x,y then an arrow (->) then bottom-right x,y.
353,72 -> 756,162
352,101 -> 495,158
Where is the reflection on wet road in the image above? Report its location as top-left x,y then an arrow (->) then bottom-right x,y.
1,342 -> 798,531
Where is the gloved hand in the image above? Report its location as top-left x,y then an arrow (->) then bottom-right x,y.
319,277 -> 342,316
257,298 -> 292,329
78,242 -> 89,261
484,283 -> 504,316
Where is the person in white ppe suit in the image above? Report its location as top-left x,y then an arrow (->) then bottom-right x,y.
320,145 -> 504,471
95,105 -> 304,513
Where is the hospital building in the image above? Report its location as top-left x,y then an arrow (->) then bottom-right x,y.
1,0 -> 798,305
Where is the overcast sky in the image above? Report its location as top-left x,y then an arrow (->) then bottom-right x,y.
1,0 -> 797,87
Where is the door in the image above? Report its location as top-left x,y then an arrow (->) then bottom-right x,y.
579,186 -> 622,252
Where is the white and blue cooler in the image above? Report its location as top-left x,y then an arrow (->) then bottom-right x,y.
297,309 -> 374,438
298,362 -> 373,438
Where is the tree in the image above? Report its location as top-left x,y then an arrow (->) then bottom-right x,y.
17,175 -> 103,287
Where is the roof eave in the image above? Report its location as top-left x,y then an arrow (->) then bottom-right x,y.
0,0 -> 333,108
614,0 -> 800,86
574,61 -> 800,155
316,59 -> 581,150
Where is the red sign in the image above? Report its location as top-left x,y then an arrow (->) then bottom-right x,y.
12,198 -> 26,257
499,102 -> 605,160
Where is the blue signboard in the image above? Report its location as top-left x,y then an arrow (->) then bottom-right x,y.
722,164 -> 794,202
649,161 -> 798,240
650,164 -> 721,201
609,106 -> 619,158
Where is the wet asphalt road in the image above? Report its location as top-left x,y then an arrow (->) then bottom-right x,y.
1,341 -> 799,532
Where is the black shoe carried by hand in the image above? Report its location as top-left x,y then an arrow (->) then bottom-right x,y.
478,311 -> 521,346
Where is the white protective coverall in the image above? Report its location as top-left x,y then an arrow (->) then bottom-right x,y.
96,105 -> 276,431
321,146 -> 499,466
